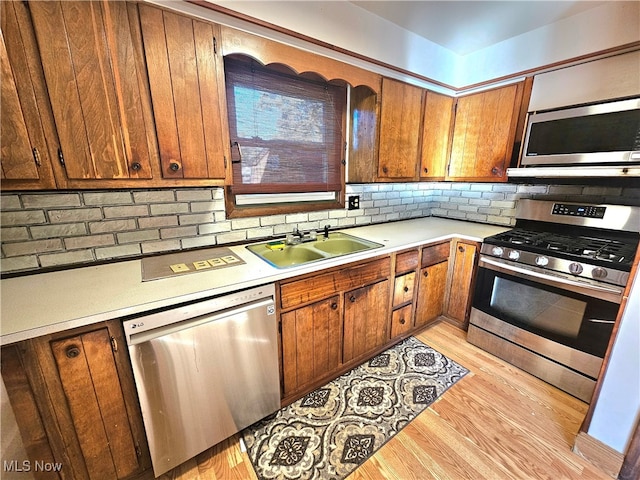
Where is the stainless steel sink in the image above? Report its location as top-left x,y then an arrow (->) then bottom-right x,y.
246,232 -> 383,268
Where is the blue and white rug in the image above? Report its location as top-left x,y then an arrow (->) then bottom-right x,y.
242,336 -> 469,480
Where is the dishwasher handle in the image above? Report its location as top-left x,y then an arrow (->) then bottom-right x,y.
125,296 -> 275,346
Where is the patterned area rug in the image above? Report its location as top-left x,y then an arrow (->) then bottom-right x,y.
242,336 -> 469,480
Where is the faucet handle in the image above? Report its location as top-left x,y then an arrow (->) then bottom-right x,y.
323,225 -> 330,238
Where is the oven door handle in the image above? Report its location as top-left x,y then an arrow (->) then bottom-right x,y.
479,256 -> 623,304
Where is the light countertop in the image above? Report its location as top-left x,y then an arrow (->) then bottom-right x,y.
0,217 -> 509,345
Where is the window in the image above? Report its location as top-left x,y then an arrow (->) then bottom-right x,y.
224,56 -> 346,216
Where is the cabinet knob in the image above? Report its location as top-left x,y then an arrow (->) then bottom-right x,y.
491,166 -> 500,175
349,295 -> 356,303
423,167 -> 428,174
403,286 -> 409,292
382,166 -> 388,174
65,345 -> 81,359
330,302 -> 338,310
458,245 -> 465,253
423,270 -> 429,277
169,162 -> 181,172
399,318 -> 405,325
130,162 -> 142,171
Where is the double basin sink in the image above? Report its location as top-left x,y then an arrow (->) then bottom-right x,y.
246,232 -> 383,268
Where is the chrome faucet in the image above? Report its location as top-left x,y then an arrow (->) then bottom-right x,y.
286,226 -> 317,245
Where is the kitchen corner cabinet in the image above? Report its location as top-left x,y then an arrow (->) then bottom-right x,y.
377,78 -> 424,180
447,82 -> 526,182
278,257 -> 391,402
1,1 -> 57,189
1,321 -> 151,480
139,4 -> 231,182
444,239 -> 479,328
27,1 -> 157,186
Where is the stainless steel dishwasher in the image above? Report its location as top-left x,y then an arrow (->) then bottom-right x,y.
123,284 -> 279,477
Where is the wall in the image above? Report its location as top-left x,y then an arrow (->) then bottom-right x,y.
2,183 -> 638,275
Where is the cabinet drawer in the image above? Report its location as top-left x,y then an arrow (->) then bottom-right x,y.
280,257 -> 391,310
393,272 -> 415,306
391,304 -> 413,338
395,249 -> 419,274
422,242 -> 450,267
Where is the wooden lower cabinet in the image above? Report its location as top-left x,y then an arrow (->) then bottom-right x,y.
390,303 -> 414,338
1,321 -> 150,480
415,260 -> 449,328
445,240 -> 479,328
343,280 -> 390,363
281,295 -> 341,397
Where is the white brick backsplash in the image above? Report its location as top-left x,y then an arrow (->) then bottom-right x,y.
83,191 -> 133,205
64,234 -> 115,250
31,223 -> 87,239
39,250 -> 94,268
2,227 -> 29,241
22,193 -> 81,208
89,219 -> 137,233
2,210 -> 46,225
95,244 -> 141,260
3,239 -> 62,256
133,190 -> 175,203
2,183 -> 638,274
1,255 -> 39,272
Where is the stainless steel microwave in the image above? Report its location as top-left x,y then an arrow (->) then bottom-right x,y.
520,97 -> 640,166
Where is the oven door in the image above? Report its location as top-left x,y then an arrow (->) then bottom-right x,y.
472,256 -> 623,360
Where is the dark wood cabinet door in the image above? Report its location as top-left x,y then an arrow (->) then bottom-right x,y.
448,82 -> 524,182
0,1 -> 57,189
445,241 -> 478,327
378,78 -> 423,179
343,280 -> 390,363
415,260 -> 449,328
28,1 -> 154,181
390,304 -> 413,338
281,296 -> 342,397
420,91 -> 454,180
139,4 -> 230,181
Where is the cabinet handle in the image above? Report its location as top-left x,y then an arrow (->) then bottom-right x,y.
330,302 -> 338,310
491,166 -> 500,175
65,345 -> 81,359
403,286 -> 409,292
423,270 -> 429,277
349,295 -> 356,303
399,318 -> 405,325
382,166 -> 388,174
458,245 -> 465,253
169,162 -> 181,172
130,162 -> 142,171
423,167 -> 428,174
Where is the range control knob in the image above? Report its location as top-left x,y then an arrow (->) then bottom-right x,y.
592,267 -> 608,279
535,256 -> 549,267
491,246 -> 504,256
568,263 -> 584,275
507,250 -> 520,260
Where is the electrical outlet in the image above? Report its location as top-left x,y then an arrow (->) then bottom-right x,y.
347,195 -> 360,210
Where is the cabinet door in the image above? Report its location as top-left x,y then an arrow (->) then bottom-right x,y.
0,1 -> 56,189
139,4 -> 230,181
393,271 -> 415,307
415,260 -> 449,328
28,1 -> 154,181
281,296 -> 342,397
448,82 -> 524,181
445,241 -> 478,327
343,280 -> 390,363
377,78 -> 423,179
420,91 -> 454,179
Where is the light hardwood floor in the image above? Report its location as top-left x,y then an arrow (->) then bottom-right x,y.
151,320 -> 609,480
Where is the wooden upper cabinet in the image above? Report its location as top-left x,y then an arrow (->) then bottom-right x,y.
420,91 -> 455,180
139,4 -> 230,182
1,1 -> 57,189
378,78 -> 424,180
28,1 -> 156,183
448,82 -> 526,182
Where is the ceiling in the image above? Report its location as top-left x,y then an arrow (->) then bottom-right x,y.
350,1 -> 609,55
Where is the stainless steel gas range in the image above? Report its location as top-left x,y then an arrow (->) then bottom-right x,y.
468,199 -> 640,402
